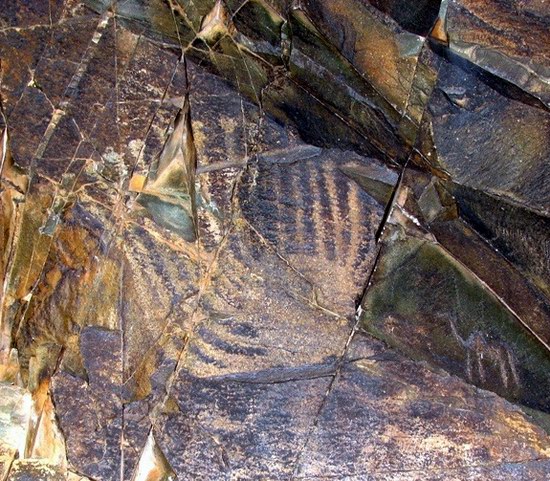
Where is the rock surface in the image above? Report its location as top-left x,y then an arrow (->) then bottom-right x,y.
0,0 -> 549,480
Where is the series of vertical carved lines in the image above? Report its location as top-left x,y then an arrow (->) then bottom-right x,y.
325,162 -> 353,263
334,168 -> 352,261
308,160 -> 327,259
277,164 -> 298,254
347,180 -> 372,276
285,167 -> 302,256
261,163 -> 281,247
295,160 -> 317,255
315,161 -> 336,261
191,157 -> 394,371
247,162 -> 276,247
241,157 -> 386,282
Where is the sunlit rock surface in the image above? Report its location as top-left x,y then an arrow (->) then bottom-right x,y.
1,0 -> 549,480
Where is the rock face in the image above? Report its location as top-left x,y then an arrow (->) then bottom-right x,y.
0,0 -> 549,480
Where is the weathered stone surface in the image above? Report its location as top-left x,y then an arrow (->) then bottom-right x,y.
156,371 -> 332,479
52,328 -> 122,481
86,0 -> 413,162
416,47 -> 550,214
366,0 -> 442,36
360,168 -> 550,417
0,444 -> 16,481
1,0 -> 550,480
362,228 -> 550,412
430,216 -> 550,351
412,41 -> 550,296
451,184 -> 550,298
6,460 -> 65,481
239,148 -> 391,313
0,383 -> 31,455
295,333 -> 550,480
300,0 -> 426,114
445,0 -> 550,107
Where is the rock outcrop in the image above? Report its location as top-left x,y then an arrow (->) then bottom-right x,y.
1,0 -> 549,479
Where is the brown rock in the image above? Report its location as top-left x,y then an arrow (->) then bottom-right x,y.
1,1 -> 550,480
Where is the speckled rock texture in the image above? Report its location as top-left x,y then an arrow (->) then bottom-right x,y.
0,0 -> 549,480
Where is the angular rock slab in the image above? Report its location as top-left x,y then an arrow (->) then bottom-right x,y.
416,45 -> 550,214
361,221 -> 550,413
156,371 -> 332,480
299,0 -> 427,114
51,328 -> 122,481
5,460 -> 65,481
449,184 -> 550,299
294,337 -> 550,480
414,42 -> 550,295
445,0 -> 550,107
121,144 -> 397,479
